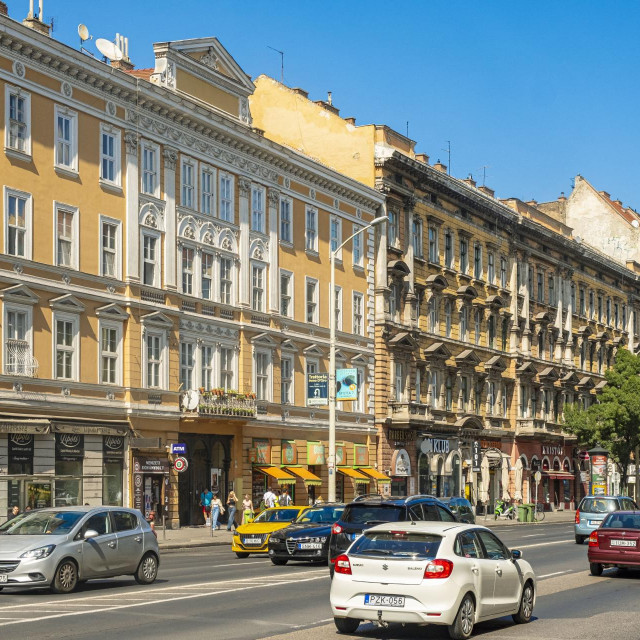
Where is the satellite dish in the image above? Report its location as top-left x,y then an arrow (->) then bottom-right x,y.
181,390 -> 199,412
632,220 -> 639,229
78,24 -> 90,41
95,38 -> 123,62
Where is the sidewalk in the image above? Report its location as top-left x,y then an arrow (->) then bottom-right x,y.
479,509 -> 576,525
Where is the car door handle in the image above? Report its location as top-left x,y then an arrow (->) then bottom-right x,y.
471,567 -> 479,575
108,541 -> 117,549
495,568 -> 502,576
134,536 -> 142,543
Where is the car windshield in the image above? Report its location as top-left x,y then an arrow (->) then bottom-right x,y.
253,509 -> 301,523
295,507 -> 344,524
4,510 -> 85,535
603,513 -> 640,529
350,531 -> 442,558
342,504 -> 403,524
580,498 -> 618,514
0,512 -> 31,533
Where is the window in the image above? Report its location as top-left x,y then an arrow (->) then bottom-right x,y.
251,263 -> 265,312
54,106 -> 77,171
614,303 -> 619,328
623,305 -> 627,329
280,270 -> 293,318
460,376 -> 469,412
142,233 -> 160,287
334,286 -> 342,330
415,369 -> 421,402
537,331 -> 544,357
4,306 -> 32,376
200,166 -> 215,215
388,210 -> 398,247
389,283 -> 401,321
487,381 -> 495,415
445,375 -> 453,411
531,387 -> 537,417
459,238 -> 468,274
280,197 -> 292,244
55,204 -> 78,269
281,356 -> 293,404
219,173 -> 234,222
255,350 -> 271,401
606,298 -> 611,325
459,307 -> 468,341
306,206 -> 318,252
146,333 -> 163,388
180,342 -> 195,390
394,361 -> 405,402
501,317 -> 509,351
429,371 -> 439,409
445,230 -> 454,268
475,380 -> 483,414
100,218 -> 120,279
528,267 -> 534,300
537,272 -> 544,302
352,224 -> 363,267
473,243 -> 482,279
201,252 -> 214,300
5,86 -> 31,155
100,324 -> 120,385
413,218 -> 423,259
201,344 -> 213,390
55,315 -> 77,380
519,384 -> 528,418
330,216 -> 342,258
549,275 -> 556,307
4,188 -> 31,259
597,295 -> 603,321
181,158 -> 196,208
251,186 -> 265,233
219,257 -> 233,305
488,315 -> 496,349
353,292 -> 364,335
100,126 -> 120,185
306,358 -> 318,406
444,299 -> 452,338
571,283 -> 576,311
355,367 -> 365,413
502,383 -> 508,416
589,291 -> 595,318
428,225 -> 438,263
500,257 -> 507,289
181,247 -> 194,295
476,530 -> 509,560
306,278 -> 318,323
141,142 -> 159,197
428,297 -> 439,334
579,288 -> 586,315
474,309 -> 482,345
487,252 -> 495,284
220,346 -> 235,390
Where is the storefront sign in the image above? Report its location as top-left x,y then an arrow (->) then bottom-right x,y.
354,444 -> 369,467
170,443 -> 187,455
0,420 -> 49,434
472,441 -> 481,472
542,445 -> 564,457
481,440 -> 502,450
173,457 -> 188,473
133,472 -> 143,511
252,439 -> 271,464
8,433 -> 34,463
336,445 -> 345,466
391,448 -> 412,477
388,428 -> 412,443
133,457 -> 170,474
421,438 -> 451,454
336,368 -> 358,401
55,433 -> 84,461
307,373 -> 329,406
281,440 -> 297,465
103,435 -> 124,461
307,442 -> 326,465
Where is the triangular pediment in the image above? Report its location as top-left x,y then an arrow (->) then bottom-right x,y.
350,353 -> 370,365
96,303 -> 129,321
538,367 -> 559,381
251,332 -> 278,347
49,294 -> 86,313
303,344 -> 325,357
280,339 -> 299,353
424,342 -> 451,360
141,311 -> 174,329
388,331 -> 418,350
455,349 -> 481,366
561,371 -> 580,385
0,284 -> 39,305
484,355 -> 507,372
516,361 -> 538,375
578,376 -> 595,389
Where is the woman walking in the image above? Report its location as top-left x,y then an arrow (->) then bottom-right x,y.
226,490 -> 239,531
242,494 -> 254,524
210,492 -> 224,531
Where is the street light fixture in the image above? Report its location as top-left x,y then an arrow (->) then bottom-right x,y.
328,214 -> 387,502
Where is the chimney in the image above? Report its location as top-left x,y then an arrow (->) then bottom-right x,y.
526,199 -> 538,207
613,199 -> 623,207
0,2 -> 8,16
463,174 -> 476,188
327,91 -> 332,106
558,192 -> 567,201
314,99 -> 339,116
599,190 -> 610,199
110,33 -> 134,71
292,87 -> 309,99
415,153 -> 430,165
433,159 -> 447,173
478,185 -> 495,198
23,0 -> 50,35
344,117 -> 356,126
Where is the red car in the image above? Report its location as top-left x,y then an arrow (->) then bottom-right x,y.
588,510 -> 640,576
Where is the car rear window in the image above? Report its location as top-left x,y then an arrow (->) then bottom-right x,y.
342,504 -> 403,524
603,513 -> 640,529
350,531 -> 442,558
579,498 -> 619,514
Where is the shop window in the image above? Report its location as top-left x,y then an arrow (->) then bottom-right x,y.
54,433 -> 84,507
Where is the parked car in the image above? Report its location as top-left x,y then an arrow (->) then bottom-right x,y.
268,504 -> 344,565
330,521 -> 536,639
440,497 -> 476,524
588,510 -> 640,576
575,496 -> 638,544
0,506 -> 159,593
328,494 -> 457,572
232,505 -> 310,558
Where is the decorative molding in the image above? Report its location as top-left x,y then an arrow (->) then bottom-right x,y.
163,146 -> 178,171
309,188 -> 316,200
200,47 -> 219,70
61,81 -> 72,98
268,189 -> 280,206
124,130 -> 138,155
12,60 -> 25,78
106,100 -> 116,117
240,97 -> 251,125
238,177 -> 252,197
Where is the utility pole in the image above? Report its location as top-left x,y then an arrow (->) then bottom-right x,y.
635,445 -> 639,502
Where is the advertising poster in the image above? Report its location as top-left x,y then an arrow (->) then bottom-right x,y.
307,441 -> 326,465
335,444 -> 345,466
253,439 -> 271,464
336,368 -> 358,401
591,454 -> 608,495
354,444 -> 369,466
307,373 -> 329,406
281,440 -> 297,465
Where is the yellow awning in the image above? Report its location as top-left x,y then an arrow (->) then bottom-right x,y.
284,466 -> 322,487
359,467 -> 391,483
338,468 -> 370,485
259,467 -> 296,485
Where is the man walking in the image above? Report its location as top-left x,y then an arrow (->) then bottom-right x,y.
263,487 -> 276,508
280,488 -> 292,506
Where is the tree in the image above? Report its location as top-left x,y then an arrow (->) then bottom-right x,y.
563,348 -> 640,491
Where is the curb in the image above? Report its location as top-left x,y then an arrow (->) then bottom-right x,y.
159,540 -> 231,552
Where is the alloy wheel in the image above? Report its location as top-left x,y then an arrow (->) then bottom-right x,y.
461,597 -> 474,635
58,562 -> 77,591
522,585 -> 533,618
142,556 -> 157,580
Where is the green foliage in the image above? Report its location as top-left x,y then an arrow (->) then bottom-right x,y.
563,348 -> 640,487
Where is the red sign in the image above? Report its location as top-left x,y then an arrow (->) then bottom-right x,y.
173,456 -> 188,473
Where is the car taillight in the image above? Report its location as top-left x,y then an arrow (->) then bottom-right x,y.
334,554 -> 352,575
332,523 -> 343,535
575,510 -> 580,524
588,532 -> 599,547
424,559 -> 454,579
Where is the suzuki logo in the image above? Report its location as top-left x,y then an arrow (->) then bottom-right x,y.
382,564 -> 388,571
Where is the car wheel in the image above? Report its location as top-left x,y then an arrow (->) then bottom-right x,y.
512,581 -> 534,624
575,535 -> 585,545
50,559 -> 78,594
271,557 -> 288,566
590,562 -> 603,576
235,552 -> 250,559
134,553 -> 158,585
334,617 -> 360,634
449,594 -> 475,640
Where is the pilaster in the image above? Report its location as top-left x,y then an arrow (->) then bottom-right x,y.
163,147 -> 178,291
125,131 -> 139,281
238,177 -> 251,307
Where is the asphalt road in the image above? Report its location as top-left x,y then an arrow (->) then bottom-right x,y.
0,522 -> 638,640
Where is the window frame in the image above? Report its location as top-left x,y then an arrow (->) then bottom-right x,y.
279,195 -> 293,245
201,251 -> 214,301
459,238 -> 468,274
219,344 -> 236,390
251,262 -> 266,312
54,104 -> 78,173
280,269 -> 294,318
53,202 -> 80,270
352,223 -> 363,268
330,215 -> 342,260
353,291 -> 364,336
4,186 -> 32,260
140,230 -> 161,288
281,354 -> 294,405
4,84 -> 31,156
144,330 -> 167,390
179,340 -> 196,391
251,185 -> 266,233
140,140 -> 160,198
305,206 -> 318,253
180,156 -> 197,210
99,215 -> 122,280
3,302 -> 33,376
181,245 -> 196,296
219,254 -> 235,306
99,124 -> 121,187
218,172 -> 234,222
306,277 -> 319,324
200,164 -> 216,215
254,348 -> 273,402
53,311 -> 79,381
99,320 -> 122,386
473,243 -> 482,280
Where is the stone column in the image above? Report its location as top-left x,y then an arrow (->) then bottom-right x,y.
509,248 -> 519,351
238,178 -> 251,307
521,255 -> 531,355
374,202 -> 389,323
163,147 -> 178,291
268,188 -> 280,314
564,269 -> 575,364
124,131 -> 139,281
554,269 -> 564,361
403,196 -> 416,323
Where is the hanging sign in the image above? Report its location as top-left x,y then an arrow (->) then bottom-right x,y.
307,442 -> 326,465
307,373 -> 329,406
472,441 -> 481,472
281,440 -> 297,465
103,435 -> 124,461
173,456 -> 188,473
354,444 -> 369,466
55,433 -> 84,461
8,433 -> 34,463
336,368 -> 358,401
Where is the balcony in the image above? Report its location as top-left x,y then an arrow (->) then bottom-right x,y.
388,400 -> 429,423
4,340 -> 38,377
181,389 -> 257,418
516,418 -> 564,436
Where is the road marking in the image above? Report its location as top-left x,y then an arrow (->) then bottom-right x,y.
518,539 -> 573,549
538,570 -> 573,579
521,534 -> 543,537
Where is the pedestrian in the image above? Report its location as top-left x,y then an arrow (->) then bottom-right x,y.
200,487 -> 213,523
274,489 -> 282,507
226,490 -> 239,531
263,487 -> 276,508
315,495 -> 324,505
242,494 -> 254,524
280,487 -> 292,506
7,505 -> 19,521
210,492 -> 224,530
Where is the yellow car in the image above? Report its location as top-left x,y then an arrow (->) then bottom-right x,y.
232,506 -> 310,558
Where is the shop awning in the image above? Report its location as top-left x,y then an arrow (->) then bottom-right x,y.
259,467 -> 296,485
358,467 -> 391,483
338,468 -> 370,485
284,466 -> 322,486
542,471 -> 574,480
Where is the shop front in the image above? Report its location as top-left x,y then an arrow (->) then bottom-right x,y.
416,437 -> 462,499
132,456 -> 170,523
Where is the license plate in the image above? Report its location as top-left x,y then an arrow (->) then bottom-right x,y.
0,575 -> 7,583
610,539 -> 637,547
298,543 -> 322,550
244,537 -> 262,545
365,594 -> 405,607
588,520 -> 602,526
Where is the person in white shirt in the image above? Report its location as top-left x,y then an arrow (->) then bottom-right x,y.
263,488 -> 276,508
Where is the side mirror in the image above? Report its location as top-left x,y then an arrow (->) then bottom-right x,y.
84,529 -> 99,540
511,549 -> 522,560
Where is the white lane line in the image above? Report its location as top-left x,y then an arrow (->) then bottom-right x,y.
538,570 -> 573,579
518,539 -> 574,549
521,534 -> 543,538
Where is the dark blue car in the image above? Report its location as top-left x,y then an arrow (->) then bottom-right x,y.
268,504 -> 344,565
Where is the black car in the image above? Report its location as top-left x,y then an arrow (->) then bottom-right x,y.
268,504 -> 345,565
328,494 -> 457,571
439,497 -> 476,524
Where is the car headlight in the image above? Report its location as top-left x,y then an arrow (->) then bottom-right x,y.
20,545 -> 56,559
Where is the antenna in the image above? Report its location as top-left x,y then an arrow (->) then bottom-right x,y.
95,38 -> 123,63
267,45 -> 284,83
442,140 -> 451,175
406,121 -> 409,138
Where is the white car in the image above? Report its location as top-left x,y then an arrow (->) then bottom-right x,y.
330,521 -> 536,639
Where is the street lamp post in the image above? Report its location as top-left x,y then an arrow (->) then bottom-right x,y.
328,215 -> 387,503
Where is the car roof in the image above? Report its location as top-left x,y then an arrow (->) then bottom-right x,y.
30,506 -> 136,513
348,495 -> 446,506
264,506 -> 306,511
581,495 -> 630,500
364,521 -> 483,534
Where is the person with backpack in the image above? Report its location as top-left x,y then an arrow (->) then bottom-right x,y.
263,488 -> 276,508
279,487 -> 292,506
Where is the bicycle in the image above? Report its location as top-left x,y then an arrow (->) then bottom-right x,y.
533,503 -> 546,522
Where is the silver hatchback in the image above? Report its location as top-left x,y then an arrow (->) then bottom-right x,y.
0,506 -> 160,593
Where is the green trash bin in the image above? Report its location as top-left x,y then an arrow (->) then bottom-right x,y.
523,503 -> 534,522
517,505 -> 528,522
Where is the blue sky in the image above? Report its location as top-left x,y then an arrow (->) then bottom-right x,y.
14,0 -> 640,206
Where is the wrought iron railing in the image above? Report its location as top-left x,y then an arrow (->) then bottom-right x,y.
181,389 -> 257,417
4,340 -> 38,377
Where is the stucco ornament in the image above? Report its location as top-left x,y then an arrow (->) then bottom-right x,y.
12,60 -> 25,78
200,48 -> 219,70
61,81 -> 73,98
